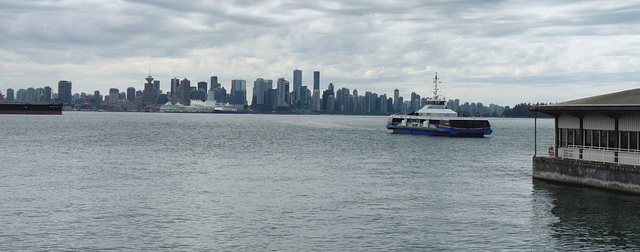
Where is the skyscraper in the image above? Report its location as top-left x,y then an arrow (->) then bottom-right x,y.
198,81 -> 207,91
109,88 -> 119,104
143,75 -> 155,105
230,79 -> 246,106
57,80 -> 72,105
293,69 -> 302,108
43,86 -> 52,102
171,77 -> 180,104
312,71 -> 320,111
180,78 -> 191,106
277,77 -> 289,106
127,87 -> 136,102
313,71 -> 320,91
6,88 -> 14,101
210,76 -> 219,90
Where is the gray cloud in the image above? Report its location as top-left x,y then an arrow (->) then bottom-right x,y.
1,0 -> 639,106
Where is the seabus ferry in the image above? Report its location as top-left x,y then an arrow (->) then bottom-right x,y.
386,73 -> 492,137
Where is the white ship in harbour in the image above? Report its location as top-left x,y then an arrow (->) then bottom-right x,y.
386,73 -> 492,137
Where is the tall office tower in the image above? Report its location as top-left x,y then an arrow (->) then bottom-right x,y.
313,71 -> 319,91
210,76 -> 219,90
153,80 -> 160,103
57,80 -> 72,105
109,88 -> 119,104
26,87 -> 35,102
276,77 -> 289,106
43,86 -> 52,102
394,89 -> 399,104
6,88 -> 14,101
180,78 -> 191,106
94,90 -> 102,104
311,71 -> 320,110
321,83 -> 334,111
143,75 -> 155,105
299,86 -> 309,110
198,81 -> 207,91
293,69 -> 302,107
35,88 -> 44,102
127,87 -> 136,102
252,78 -> 272,106
0,91 -> 3,101
171,77 -> 180,103
230,79 -> 247,106
16,89 -> 26,102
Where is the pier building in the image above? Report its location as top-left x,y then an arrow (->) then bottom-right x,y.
532,88 -> 640,194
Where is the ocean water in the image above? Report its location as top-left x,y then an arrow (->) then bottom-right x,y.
2,112 -> 640,251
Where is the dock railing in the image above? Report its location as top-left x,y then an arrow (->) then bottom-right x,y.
553,145 -> 640,167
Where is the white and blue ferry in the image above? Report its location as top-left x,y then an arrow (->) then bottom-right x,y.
386,73 -> 492,137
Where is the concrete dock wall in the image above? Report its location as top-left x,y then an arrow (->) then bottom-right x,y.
533,156 -> 640,194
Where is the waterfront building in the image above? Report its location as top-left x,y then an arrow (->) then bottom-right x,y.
252,78 -> 272,107
210,76 -> 219,90
143,75 -> 155,105
198,81 -> 207,92
5,88 -> 14,101
299,86 -> 309,110
27,87 -> 35,102
276,77 -> 289,107
313,71 -> 320,91
109,88 -> 119,104
127,87 -> 135,102
58,80 -> 72,105
532,88 -> 640,194
171,77 -> 180,104
180,78 -> 191,106
293,69 -> 302,108
230,79 -> 247,106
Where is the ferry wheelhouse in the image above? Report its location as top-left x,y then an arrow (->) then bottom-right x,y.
386,73 -> 492,137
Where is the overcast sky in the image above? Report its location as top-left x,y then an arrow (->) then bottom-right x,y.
1,0 -> 640,106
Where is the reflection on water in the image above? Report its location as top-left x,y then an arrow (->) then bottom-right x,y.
533,179 -> 640,250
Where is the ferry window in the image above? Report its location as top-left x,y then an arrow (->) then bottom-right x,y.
631,132 -> 639,150
621,131 -> 629,150
608,130 -> 617,149
584,130 -> 592,147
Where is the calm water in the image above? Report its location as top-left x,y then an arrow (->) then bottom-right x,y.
2,112 -> 640,251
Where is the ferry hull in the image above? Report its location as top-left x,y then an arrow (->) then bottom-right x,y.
0,103 -> 63,115
387,124 -> 492,137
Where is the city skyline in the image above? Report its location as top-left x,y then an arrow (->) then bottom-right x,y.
2,1 -> 640,105
1,70 -> 507,117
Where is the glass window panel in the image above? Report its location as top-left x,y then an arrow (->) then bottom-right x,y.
631,132 -> 638,150
594,130 -> 600,147
568,129 -> 574,146
621,131 -> 629,150
608,130 -> 617,149
585,130 -> 592,147
575,130 -> 582,146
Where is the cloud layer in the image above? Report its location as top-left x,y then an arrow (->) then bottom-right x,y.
1,0 -> 640,105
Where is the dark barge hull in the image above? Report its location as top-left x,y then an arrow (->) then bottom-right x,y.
0,103 -> 63,115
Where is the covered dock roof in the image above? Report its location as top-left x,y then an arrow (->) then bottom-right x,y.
531,88 -> 640,115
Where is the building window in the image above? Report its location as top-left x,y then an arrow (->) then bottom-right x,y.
631,132 -> 639,150
621,131 -> 629,150
567,129 -> 574,146
585,129 -> 592,147
608,130 -> 617,149
593,130 -> 601,148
